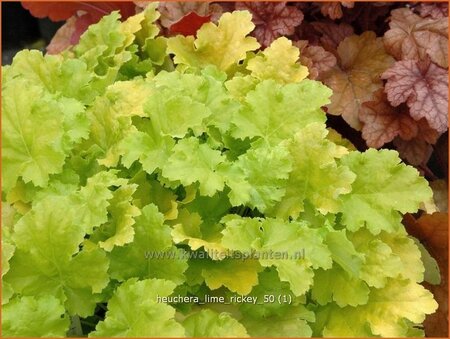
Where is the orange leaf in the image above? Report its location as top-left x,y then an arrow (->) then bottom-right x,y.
393,118 -> 440,166
323,31 -> 394,130
384,8 -> 448,68
319,2 -> 354,20
294,40 -> 337,80
360,89 -> 417,148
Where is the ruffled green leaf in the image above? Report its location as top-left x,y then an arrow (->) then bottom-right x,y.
312,266 -> 370,307
268,124 -> 355,219
130,174 -> 179,219
3,295 -> 70,337
379,230 -> 425,283
221,216 -> 332,296
4,195 -> 110,317
242,305 -> 314,338
81,85 -> 146,167
183,309 -> 249,337
90,278 -> 184,337
247,37 -> 309,84
71,171 -> 128,233
339,149 -> 433,234
134,3 -> 161,50
108,204 -> 187,285
119,127 -> 175,175
2,240 -> 15,304
240,268 -> 296,319
75,11 -> 142,86
326,229 -> 364,277
171,208 -> 227,257
223,141 -> 292,211
2,79 -> 87,192
167,11 -> 259,71
120,4 -> 170,77
231,80 -> 330,145
4,50 -> 94,103
162,137 -> 227,196
320,280 -> 438,337
200,258 -> 263,295
90,184 -> 141,251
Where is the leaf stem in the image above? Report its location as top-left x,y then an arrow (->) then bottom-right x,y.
68,315 -> 83,337
97,303 -> 108,311
237,205 -> 246,216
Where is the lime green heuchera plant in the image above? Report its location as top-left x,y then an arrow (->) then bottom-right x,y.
1,4 -> 439,338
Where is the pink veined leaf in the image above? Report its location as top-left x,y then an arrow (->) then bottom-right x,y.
158,2 -> 222,28
383,7 -> 448,68
416,2 -> 448,19
359,89 -> 418,148
382,58 -> 448,133
235,2 -> 304,47
294,40 -> 337,80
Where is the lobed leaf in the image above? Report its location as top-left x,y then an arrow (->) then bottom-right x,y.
3,295 -> 70,337
339,149 -> 433,234
384,8 -> 448,68
183,309 -> 249,337
360,89 -> 418,148
323,31 -> 394,130
90,278 -> 185,337
236,2 -> 304,47
167,11 -> 259,71
382,59 -> 448,133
